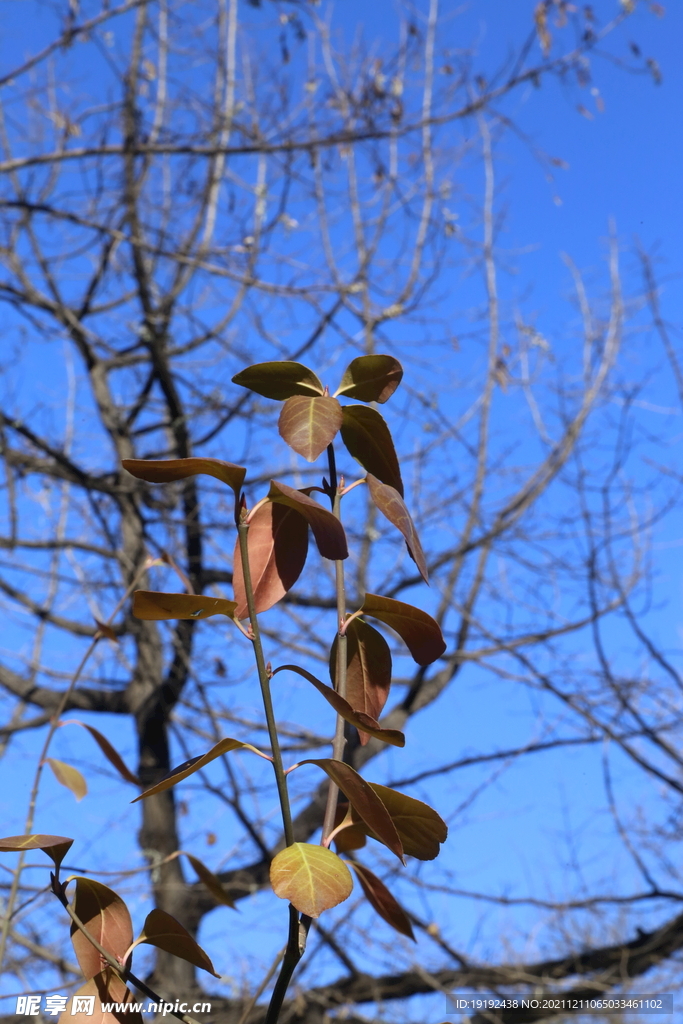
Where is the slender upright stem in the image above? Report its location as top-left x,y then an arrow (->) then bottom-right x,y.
237,521 -> 293,846
240,512 -> 305,1024
321,443 -> 348,842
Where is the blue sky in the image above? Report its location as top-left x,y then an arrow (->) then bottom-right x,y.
0,1 -> 681,1020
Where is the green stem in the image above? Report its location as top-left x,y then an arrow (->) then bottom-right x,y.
237,521 -> 294,846
239,515 -> 301,1024
321,443 -> 348,842
264,905 -> 310,1024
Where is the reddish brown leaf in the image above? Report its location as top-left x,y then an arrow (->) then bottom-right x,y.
66,723 -> 139,786
334,354 -> 403,404
185,854 -> 236,909
360,593 -> 446,665
270,843 -> 353,918
365,784 -> 447,860
93,620 -> 118,643
132,737 -> 265,802
132,591 -> 237,621
232,360 -> 324,399
350,861 -> 415,940
332,804 -> 368,853
272,665 -> 404,747
46,758 -> 87,801
268,480 -> 348,560
69,878 -> 133,980
339,405 -> 403,495
0,834 -> 73,867
122,457 -> 246,499
330,617 -> 392,744
138,908 -> 219,977
60,970 -> 143,1024
301,759 -> 404,862
366,474 -> 428,583
233,501 -> 308,617
278,395 -> 343,462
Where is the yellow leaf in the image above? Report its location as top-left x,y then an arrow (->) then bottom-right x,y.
46,759 -> 87,801
270,843 -> 353,918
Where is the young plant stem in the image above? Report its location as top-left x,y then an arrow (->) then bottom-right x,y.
264,904 -> 309,1024
239,517 -> 304,1024
321,442 -> 348,842
237,521 -> 293,846
261,444 -> 347,1024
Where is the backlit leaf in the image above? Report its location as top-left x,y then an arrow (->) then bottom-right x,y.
334,354 -> 403,404
340,406 -> 403,495
0,834 -> 73,868
360,594 -> 446,665
366,474 -> 428,583
232,360 -> 324,399
46,758 -> 87,801
278,395 -> 343,462
65,722 -> 139,786
69,878 -> 133,980
132,591 -> 237,621
350,861 -> 415,940
332,804 -> 367,853
365,784 -> 447,860
138,908 -> 219,977
330,618 -> 392,744
272,665 -> 404,747
185,854 -> 236,909
122,457 -> 246,499
301,759 -> 404,862
132,738 -> 266,801
233,501 -> 308,617
59,970 -> 143,1024
270,842 -> 352,918
268,480 -> 348,560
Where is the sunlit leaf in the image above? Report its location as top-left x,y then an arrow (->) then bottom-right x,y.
278,395 -> 343,462
301,759 -> 404,862
270,842 -> 353,918
340,406 -> 403,495
0,834 -> 73,868
132,591 -> 237,621
132,738 -> 266,802
272,665 -> 404,747
64,722 -> 139,786
233,501 -> 308,617
137,908 -> 219,977
360,593 -> 446,665
69,878 -> 133,980
232,360 -> 324,399
185,854 -> 236,909
364,784 -> 447,861
268,480 -> 348,560
122,457 -> 246,500
366,474 -> 428,583
334,354 -> 403,404
46,759 -> 87,802
350,861 -> 415,940
330,618 -> 392,744
59,970 -> 143,1024
332,804 -> 367,853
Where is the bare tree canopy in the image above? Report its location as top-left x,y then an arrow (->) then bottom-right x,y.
0,1 -> 680,1022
